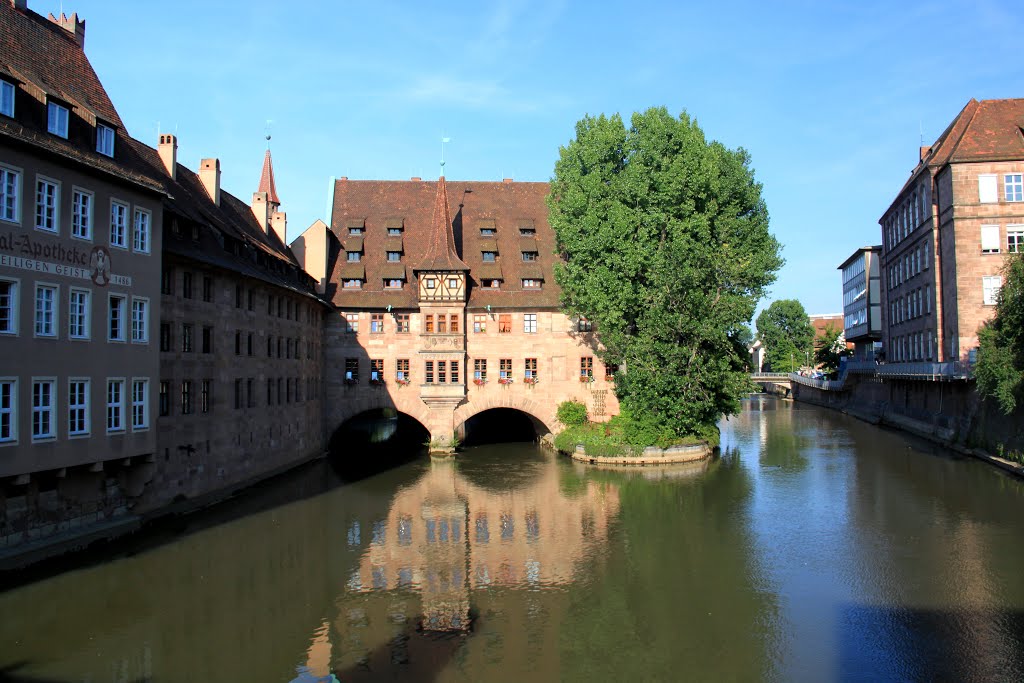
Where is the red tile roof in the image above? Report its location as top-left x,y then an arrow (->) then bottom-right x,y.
257,148 -> 280,204
416,175 -> 469,272
328,179 -> 560,310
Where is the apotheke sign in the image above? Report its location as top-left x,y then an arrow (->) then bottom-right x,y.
0,232 -> 132,287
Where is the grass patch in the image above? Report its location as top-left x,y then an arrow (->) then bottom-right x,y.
554,414 -> 717,457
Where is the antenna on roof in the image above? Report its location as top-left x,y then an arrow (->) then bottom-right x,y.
440,135 -> 451,177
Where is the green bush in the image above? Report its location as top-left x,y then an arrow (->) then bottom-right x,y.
556,400 -> 589,427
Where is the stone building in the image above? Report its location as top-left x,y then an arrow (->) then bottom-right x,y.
880,98 -> 1024,363
130,135 -> 329,512
0,1 -> 166,550
838,246 -> 882,361
295,175 -> 620,448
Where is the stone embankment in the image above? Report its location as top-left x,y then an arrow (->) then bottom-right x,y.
570,442 -> 712,465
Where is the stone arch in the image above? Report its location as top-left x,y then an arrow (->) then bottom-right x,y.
454,394 -> 559,438
328,391 -> 434,438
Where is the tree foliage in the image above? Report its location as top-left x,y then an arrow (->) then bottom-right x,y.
975,253 -> 1024,414
813,323 -> 849,373
756,299 -> 814,373
547,107 -> 782,443
556,400 -> 589,427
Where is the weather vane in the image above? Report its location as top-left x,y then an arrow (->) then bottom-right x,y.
440,135 -> 451,176
265,119 -> 274,147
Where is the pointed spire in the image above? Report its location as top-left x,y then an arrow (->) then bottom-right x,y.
258,148 -> 280,205
416,176 -> 469,272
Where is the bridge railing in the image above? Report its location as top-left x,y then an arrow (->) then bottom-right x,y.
874,361 -> 972,380
788,373 -> 846,391
750,373 -> 791,380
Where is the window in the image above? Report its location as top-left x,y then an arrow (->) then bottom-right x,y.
524,313 -> 537,333
234,330 -> 241,355
34,284 -> 57,337
347,251 -> 361,262
482,251 -> 496,262
47,101 -> 68,138
473,314 -> 486,333
1008,226 -> 1024,253
68,379 -> 89,436
481,227 -> 495,237
106,379 -> 125,432
485,279 -> 501,289
159,322 -> 171,352
437,315 -> 447,333
131,298 -> 148,343
202,276 -> 213,302
1005,174 -> 1023,202
396,313 -> 410,333
344,312 -> 359,333
424,277 -> 436,289
108,294 -> 126,341
370,359 -> 384,382
425,314 -> 435,333
69,287 -> 93,338
397,358 -> 410,382
448,277 -> 459,290
425,361 -> 435,383
522,251 -> 538,261
438,361 -> 447,383
0,279 -> 17,334
522,279 -> 541,289
159,381 -> 170,416
132,208 -> 151,253
348,226 -> 364,236
182,323 -> 193,352
247,332 -> 253,356
576,317 -> 593,333
342,279 -> 362,289
387,251 -> 402,262
132,379 -> 148,429
385,278 -> 404,289
981,225 -> 1000,253
234,380 -> 243,409
978,174 -> 998,203
35,177 -> 58,232
110,200 -> 128,248
450,315 -> 460,333
983,276 -> 1002,306
202,326 -> 212,353
388,226 -> 403,236
96,123 -> 115,157
0,166 -> 19,223
201,380 -> 211,413
0,80 -> 13,118
71,189 -> 92,240
500,359 -> 512,380
474,359 -> 487,382
451,360 -> 460,383
370,313 -> 384,333
525,358 -> 537,380
32,379 -> 55,440
498,314 -> 512,333
0,379 -> 16,443
605,363 -> 619,380
181,272 -> 193,299
581,356 -> 594,379
344,358 -> 359,383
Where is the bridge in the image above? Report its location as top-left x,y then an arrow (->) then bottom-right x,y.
750,373 -> 792,397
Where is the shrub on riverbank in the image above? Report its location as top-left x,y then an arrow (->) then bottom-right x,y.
554,409 -> 718,457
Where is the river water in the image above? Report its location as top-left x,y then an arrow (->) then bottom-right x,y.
2,396 -> 1023,682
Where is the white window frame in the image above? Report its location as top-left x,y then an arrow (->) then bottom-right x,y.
106,378 -> 125,433
34,282 -> 58,338
71,187 -> 93,240
131,296 -> 149,343
132,207 -> 151,253
0,163 -> 20,223
981,224 -> 1000,253
68,287 -> 90,340
35,175 -> 59,233
0,378 -> 17,445
47,101 -> 69,138
0,80 -> 13,118
1008,225 -> 1024,253
1005,173 -> 1023,203
96,123 -> 115,157
0,277 -> 18,335
978,174 -> 997,203
131,378 -> 148,431
67,377 -> 90,437
983,276 -> 1002,306
524,313 -> 537,333
31,377 -> 56,441
110,199 -> 128,248
108,293 -> 126,342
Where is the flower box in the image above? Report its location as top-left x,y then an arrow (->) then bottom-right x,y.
498,377 -> 513,386
579,375 -> 594,383
523,376 -> 539,386
473,378 -> 487,386
395,378 -> 411,387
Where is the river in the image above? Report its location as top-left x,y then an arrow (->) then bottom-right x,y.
1,396 -> 1023,681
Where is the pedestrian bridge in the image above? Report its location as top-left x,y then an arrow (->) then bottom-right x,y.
750,373 -> 792,397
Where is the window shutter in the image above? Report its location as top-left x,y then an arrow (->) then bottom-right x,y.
978,174 -> 998,203
981,225 -> 1000,252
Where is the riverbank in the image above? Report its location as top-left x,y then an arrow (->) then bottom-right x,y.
569,442 -> 712,465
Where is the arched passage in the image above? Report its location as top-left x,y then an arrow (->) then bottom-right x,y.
455,397 -> 556,448
328,408 -> 430,480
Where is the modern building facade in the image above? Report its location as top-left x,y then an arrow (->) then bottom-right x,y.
838,246 -> 882,360
880,98 -> 1024,363
1,2 -> 166,548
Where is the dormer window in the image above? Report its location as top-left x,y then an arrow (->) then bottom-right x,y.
0,81 -> 14,118
384,278 -> 404,289
482,251 -> 497,263
480,228 -> 495,237
346,251 -> 361,263
387,251 -> 401,262
425,277 -> 436,289
387,227 -> 402,236
342,279 -> 362,289
348,226 -> 364,236
522,251 -> 538,262
522,279 -> 542,289
96,123 -> 115,157
484,279 -> 501,289
519,227 -> 536,236
47,101 -> 68,138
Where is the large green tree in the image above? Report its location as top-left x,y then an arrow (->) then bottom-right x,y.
975,253 -> 1024,414
756,299 -> 814,373
547,108 -> 782,445
813,322 -> 849,374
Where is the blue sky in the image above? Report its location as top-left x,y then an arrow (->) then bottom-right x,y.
47,0 -> 1024,315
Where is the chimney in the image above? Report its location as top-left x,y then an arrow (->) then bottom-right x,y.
410,177 -> 421,181
251,191 -> 271,232
47,12 -> 86,48
158,134 -> 177,180
270,210 -> 287,246
919,146 -> 931,162
11,0 -> 27,12
502,178 -> 513,184
199,158 -> 220,206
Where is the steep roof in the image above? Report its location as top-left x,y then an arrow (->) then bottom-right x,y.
416,175 -> 469,272
328,179 -> 559,310
0,2 -> 164,193
257,148 -> 280,204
